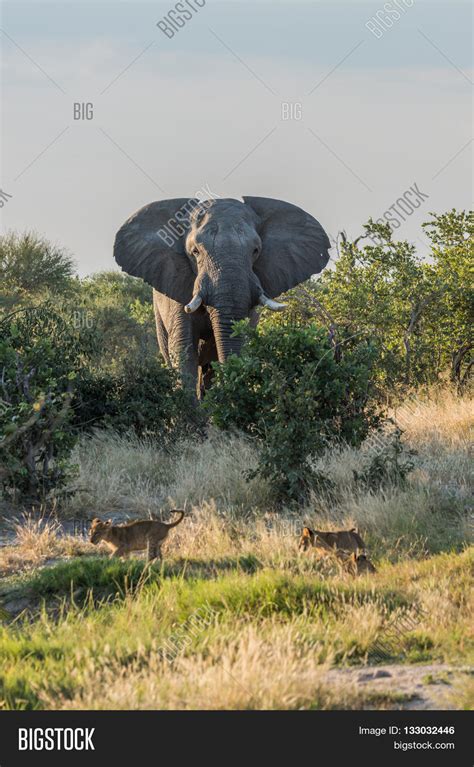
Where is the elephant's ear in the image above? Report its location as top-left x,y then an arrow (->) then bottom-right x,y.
243,196 -> 331,298
114,199 -> 198,304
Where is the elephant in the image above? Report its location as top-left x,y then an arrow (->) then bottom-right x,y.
114,196 -> 330,397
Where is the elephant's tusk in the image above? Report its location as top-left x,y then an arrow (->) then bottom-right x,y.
259,294 -> 287,312
184,294 -> 203,313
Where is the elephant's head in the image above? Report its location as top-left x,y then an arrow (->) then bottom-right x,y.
114,197 -> 330,361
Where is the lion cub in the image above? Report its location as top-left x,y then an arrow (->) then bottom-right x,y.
340,549 -> 377,576
89,511 -> 185,561
298,526 -> 367,554
351,550 -> 377,575
298,526 -> 376,576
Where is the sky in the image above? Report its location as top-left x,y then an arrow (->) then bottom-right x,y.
0,0 -> 472,275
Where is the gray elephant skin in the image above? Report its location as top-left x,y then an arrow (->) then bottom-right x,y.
114,196 -> 330,396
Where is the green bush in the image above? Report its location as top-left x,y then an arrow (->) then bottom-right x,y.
0,305 -> 96,500
0,306 -> 199,501
267,210 -> 472,395
205,322 -> 379,502
353,427 -> 416,491
72,357 -> 199,440
0,231 -> 76,307
75,271 -> 156,371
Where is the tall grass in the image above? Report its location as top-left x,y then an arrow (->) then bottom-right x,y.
0,389 -> 472,710
62,389 -> 472,561
67,429 -> 273,516
0,516 -> 93,577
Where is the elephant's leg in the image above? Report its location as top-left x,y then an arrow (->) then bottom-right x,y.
168,313 -> 199,396
153,291 -> 171,365
153,291 -> 199,396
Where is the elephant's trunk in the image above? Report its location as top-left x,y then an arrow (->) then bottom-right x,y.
208,308 -> 244,363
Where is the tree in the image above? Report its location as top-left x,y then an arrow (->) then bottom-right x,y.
74,272 -> 156,371
422,210 -> 473,387
265,212 -> 472,395
0,231 -> 76,303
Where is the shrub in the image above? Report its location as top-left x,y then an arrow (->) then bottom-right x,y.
0,305 -> 96,500
0,303 -> 199,501
205,322 -> 379,502
75,271 -> 156,371
0,231 -> 76,301
268,210 -> 472,395
353,427 -> 416,491
72,357 -> 200,441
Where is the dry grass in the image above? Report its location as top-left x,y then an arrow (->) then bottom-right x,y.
66,429 -> 272,517
0,517 -> 94,577
59,389 -> 473,563
43,627 -> 364,711
1,548 -> 471,710
392,389 -> 473,450
0,389 -> 472,710
449,673 -> 474,710
3,390 -> 470,571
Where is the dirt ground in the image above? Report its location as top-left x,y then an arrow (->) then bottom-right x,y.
323,664 -> 472,710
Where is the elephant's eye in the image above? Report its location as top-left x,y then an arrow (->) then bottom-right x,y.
253,247 -> 260,258
191,247 -> 200,257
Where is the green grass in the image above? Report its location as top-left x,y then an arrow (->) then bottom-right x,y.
18,557 -> 154,598
0,549 -> 472,710
3,554 -> 412,615
23,553 -> 264,599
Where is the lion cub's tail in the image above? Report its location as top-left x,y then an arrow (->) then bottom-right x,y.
165,510 -> 185,528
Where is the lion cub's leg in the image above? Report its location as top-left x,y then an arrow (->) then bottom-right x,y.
146,541 -> 154,562
147,540 -> 162,562
108,545 -> 126,558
